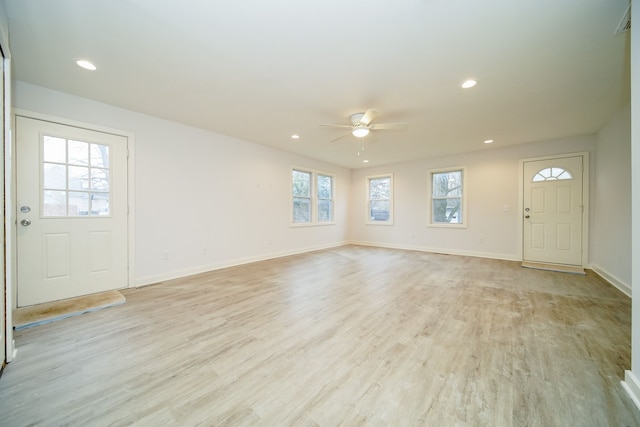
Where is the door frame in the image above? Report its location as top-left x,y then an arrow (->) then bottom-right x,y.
518,151 -> 590,267
1,33 -> 12,366
11,109 -> 136,310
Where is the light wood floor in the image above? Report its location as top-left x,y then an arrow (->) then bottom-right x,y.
1,245 -> 638,426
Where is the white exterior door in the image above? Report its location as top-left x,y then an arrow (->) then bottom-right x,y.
523,155 -> 584,266
16,116 -> 128,307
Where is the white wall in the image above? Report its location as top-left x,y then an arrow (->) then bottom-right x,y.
13,81 -> 351,285
350,135 -> 596,261
592,103 -> 631,292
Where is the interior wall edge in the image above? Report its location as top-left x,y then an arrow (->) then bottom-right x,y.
132,240 -> 351,288
347,240 -> 521,262
590,264 -> 632,298
622,370 -> 640,412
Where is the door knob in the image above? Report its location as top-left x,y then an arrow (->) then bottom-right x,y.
20,219 -> 31,226
524,215 -> 530,219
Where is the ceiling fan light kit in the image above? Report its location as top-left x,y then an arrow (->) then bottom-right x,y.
320,109 -> 408,144
352,127 -> 370,138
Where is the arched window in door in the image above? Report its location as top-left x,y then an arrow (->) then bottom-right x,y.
532,167 -> 573,182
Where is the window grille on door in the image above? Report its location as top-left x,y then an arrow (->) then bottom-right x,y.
42,135 -> 111,217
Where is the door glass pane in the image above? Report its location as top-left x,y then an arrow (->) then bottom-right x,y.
41,135 -> 112,217
91,144 -> 109,168
43,163 -> 67,190
532,167 -> 573,182
92,192 -> 110,216
43,190 -> 67,216
68,140 -> 89,166
68,166 -> 89,190
91,168 -> 110,191
68,191 -> 89,216
43,136 -> 66,163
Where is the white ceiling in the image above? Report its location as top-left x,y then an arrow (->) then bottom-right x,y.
3,0 -> 631,169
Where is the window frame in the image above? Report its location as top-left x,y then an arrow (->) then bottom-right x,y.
428,166 -> 467,228
366,173 -> 394,225
41,134 -> 113,218
290,166 -> 335,227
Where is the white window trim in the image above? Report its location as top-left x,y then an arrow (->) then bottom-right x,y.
290,166 -> 336,227
428,166 -> 467,229
366,173 -> 394,226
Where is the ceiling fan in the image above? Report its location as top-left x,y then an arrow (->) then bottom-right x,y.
319,109 -> 408,142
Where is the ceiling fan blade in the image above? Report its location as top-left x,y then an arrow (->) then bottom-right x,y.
329,132 -> 352,143
370,122 -> 408,130
319,124 -> 353,129
360,109 -> 380,126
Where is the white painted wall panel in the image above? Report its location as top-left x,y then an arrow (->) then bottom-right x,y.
593,103 -> 631,289
13,82 -> 350,285
350,135 -> 596,261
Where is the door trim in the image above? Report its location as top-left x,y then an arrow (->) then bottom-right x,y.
518,151 -> 590,267
12,109 -> 135,309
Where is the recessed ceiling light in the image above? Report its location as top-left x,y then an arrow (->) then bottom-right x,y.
363,160 -> 369,163
484,139 -> 494,144
291,134 -> 300,139
461,79 -> 477,89
76,59 -> 97,71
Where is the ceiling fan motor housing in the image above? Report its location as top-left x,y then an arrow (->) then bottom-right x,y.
350,113 -> 365,126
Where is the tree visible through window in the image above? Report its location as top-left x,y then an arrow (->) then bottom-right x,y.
367,174 -> 393,224
291,168 -> 334,225
292,170 -> 311,223
42,135 -> 111,217
317,174 -> 333,222
430,168 -> 465,225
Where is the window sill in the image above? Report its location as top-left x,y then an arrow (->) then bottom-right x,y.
290,222 -> 336,228
427,222 -> 467,229
365,221 -> 394,226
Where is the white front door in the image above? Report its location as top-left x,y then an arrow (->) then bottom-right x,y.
523,155 -> 584,266
16,116 -> 128,307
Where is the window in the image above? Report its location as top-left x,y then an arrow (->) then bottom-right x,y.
367,174 -> 393,225
291,168 -> 334,225
292,169 -> 311,223
532,167 -> 573,182
42,135 -> 111,217
429,167 -> 466,227
317,174 -> 333,222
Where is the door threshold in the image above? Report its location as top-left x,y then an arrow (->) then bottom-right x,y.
13,290 -> 126,330
521,261 -> 586,275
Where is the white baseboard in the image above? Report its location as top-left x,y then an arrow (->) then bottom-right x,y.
590,264 -> 632,297
622,371 -> 640,411
348,240 -> 521,262
133,241 -> 349,287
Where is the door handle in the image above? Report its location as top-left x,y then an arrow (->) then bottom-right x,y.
524,215 -> 530,219
20,219 -> 31,226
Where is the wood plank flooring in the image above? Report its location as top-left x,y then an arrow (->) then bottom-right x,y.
1,245 -> 638,426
